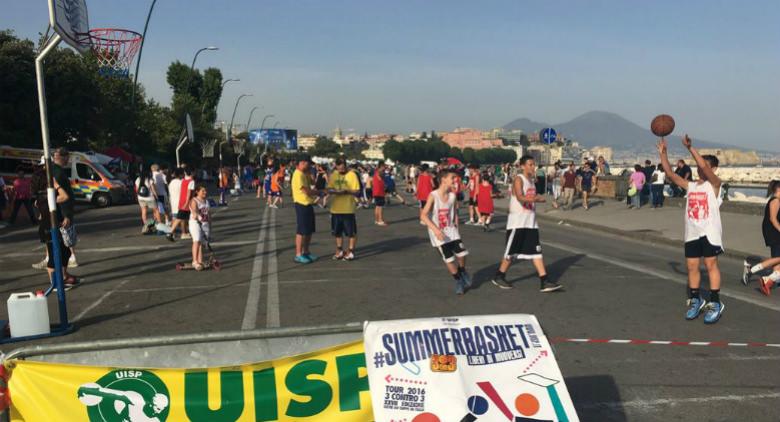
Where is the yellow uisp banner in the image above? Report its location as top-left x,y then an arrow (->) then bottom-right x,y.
8,340 -> 373,422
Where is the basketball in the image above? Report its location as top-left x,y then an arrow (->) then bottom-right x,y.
650,114 -> 675,137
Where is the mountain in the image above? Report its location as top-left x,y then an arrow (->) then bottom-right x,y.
503,111 -> 739,153
503,117 -> 549,134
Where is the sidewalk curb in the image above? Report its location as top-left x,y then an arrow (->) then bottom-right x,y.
533,211 -> 758,261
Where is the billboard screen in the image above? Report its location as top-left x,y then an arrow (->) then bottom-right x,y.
248,129 -> 298,150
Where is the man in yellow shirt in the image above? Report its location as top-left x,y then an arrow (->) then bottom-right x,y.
292,157 -> 320,264
328,158 -> 361,260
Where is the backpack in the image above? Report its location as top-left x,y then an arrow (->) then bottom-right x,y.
138,178 -> 150,197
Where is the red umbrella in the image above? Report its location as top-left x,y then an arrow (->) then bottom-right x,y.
446,157 -> 463,166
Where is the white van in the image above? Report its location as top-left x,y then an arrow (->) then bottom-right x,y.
0,146 -> 130,207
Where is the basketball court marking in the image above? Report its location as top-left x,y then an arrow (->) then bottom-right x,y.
266,208 -> 280,328
73,279 -> 130,322
551,337 -> 780,349
543,240 -> 780,313
241,206 -> 270,330
578,392 -> 780,411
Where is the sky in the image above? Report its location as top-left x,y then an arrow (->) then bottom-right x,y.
3,0 -> 779,150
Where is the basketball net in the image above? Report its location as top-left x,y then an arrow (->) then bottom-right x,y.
87,28 -> 142,77
201,139 -> 217,158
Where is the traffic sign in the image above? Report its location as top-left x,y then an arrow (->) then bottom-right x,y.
541,128 -> 557,145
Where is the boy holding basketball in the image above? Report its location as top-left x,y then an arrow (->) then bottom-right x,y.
658,135 -> 725,324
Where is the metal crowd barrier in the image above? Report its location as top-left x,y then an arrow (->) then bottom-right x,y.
0,323 -> 364,420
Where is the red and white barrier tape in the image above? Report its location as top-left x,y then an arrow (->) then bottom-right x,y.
550,337 -> 780,348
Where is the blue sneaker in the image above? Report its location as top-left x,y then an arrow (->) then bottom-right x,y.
455,277 -> 465,295
703,301 -> 725,324
685,297 -> 706,320
460,271 -> 473,289
304,253 -> 319,262
294,255 -> 312,264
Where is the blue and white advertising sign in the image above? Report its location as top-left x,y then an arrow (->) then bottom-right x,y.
248,129 -> 298,150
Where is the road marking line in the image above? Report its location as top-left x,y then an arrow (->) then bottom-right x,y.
241,205 -> 269,330
73,279 -> 130,322
579,392 -> 780,411
266,208 -> 280,328
543,240 -> 780,312
552,337 -> 780,348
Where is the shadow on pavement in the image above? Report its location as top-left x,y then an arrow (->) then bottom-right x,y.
567,374 -> 627,422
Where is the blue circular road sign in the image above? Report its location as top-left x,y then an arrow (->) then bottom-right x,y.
541,128 -> 557,144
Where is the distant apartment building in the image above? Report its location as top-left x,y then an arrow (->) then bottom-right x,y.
442,128 -> 503,150
363,147 -> 385,160
298,135 -> 318,150
695,149 -> 760,166
487,128 -> 524,144
582,146 -> 613,163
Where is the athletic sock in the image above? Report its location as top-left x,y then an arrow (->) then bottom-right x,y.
688,287 -> 700,299
709,289 -> 720,304
769,271 -> 780,282
750,263 -> 764,274
539,274 -> 548,285
494,270 -> 506,280
452,272 -> 461,281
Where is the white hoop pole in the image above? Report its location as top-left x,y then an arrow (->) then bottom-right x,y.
175,130 -> 187,168
35,33 -> 71,330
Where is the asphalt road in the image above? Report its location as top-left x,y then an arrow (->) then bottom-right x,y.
1,190 -> 779,421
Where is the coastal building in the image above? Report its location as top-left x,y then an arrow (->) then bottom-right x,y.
582,146 -> 613,163
441,128 -> 503,150
298,135 -> 318,150
363,147 -> 385,160
695,149 -> 760,166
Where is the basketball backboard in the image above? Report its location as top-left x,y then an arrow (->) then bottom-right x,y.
48,0 -> 90,54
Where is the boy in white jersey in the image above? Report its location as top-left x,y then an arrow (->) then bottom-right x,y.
420,169 -> 472,295
491,155 -> 562,292
658,135 -> 725,324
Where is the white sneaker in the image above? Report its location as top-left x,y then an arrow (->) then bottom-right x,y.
68,256 -> 78,267
32,258 -> 48,270
181,233 -> 192,240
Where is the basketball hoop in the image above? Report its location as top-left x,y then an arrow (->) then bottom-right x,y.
87,28 -> 142,77
201,139 -> 217,158
231,140 -> 245,155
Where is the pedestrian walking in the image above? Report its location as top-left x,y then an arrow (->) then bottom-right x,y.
651,164 -> 666,208
9,167 -> 37,225
491,156 -> 561,292
659,135 -> 725,324
742,180 -> 780,295
135,168 -> 161,234
373,162 -> 388,226
33,161 -> 80,290
328,158 -> 360,261
292,157 -> 320,263
628,165 -> 646,209
53,148 -> 79,268
420,168 -> 472,295
476,172 -> 494,231
578,162 -> 597,210
151,164 -> 171,222
466,164 -> 480,224
416,164 -> 434,224
559,162 -> 577,210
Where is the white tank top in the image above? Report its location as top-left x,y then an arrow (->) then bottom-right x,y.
427,191 -> 460,247
191,198 -> 210,223
684,181 -> 722,247
507,174 -> 538,230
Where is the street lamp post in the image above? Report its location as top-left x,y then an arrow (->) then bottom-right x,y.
239,106 -> 260,168
202,78 -> 239,115
259,114 -> 275,154
130,0 -> 158,106
176,46 -> 218,167
220,94 -> 252,168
